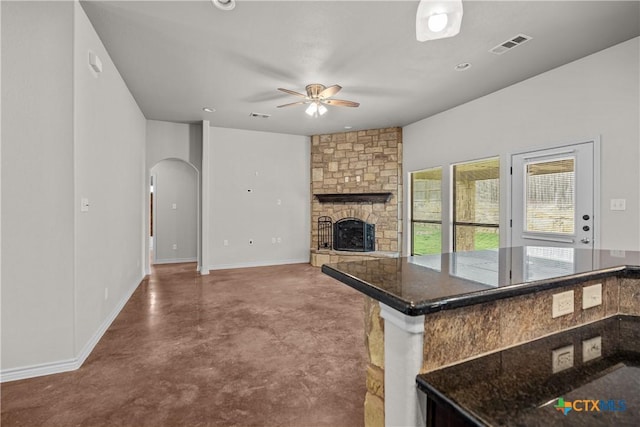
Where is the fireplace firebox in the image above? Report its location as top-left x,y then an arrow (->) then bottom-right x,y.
334,218 -> 375,252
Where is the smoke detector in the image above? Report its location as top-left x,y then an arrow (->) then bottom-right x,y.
211,0 -> 235,11
489,34 -> 532,55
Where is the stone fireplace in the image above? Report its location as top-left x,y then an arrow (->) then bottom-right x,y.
310,127 -> 402,266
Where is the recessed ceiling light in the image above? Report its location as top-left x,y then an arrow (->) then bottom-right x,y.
344,126 -> 353,130
211,0 -> 235,11
202,107 -> 216,113
454,62 -> 471,71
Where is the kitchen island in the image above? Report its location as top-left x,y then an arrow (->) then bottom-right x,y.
322,247 -> 640,427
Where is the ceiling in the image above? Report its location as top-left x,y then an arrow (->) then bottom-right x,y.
80,0 -> 640,136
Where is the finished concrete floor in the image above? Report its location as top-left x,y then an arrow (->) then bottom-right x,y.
1,263 -> 367,426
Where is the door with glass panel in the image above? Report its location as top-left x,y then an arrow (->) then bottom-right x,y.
511,142 -> 594,249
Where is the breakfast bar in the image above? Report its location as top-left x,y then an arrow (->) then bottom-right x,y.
322,247 -> 640,426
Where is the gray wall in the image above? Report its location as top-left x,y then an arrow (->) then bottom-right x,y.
208,127 -> 310,269
403,37 -> 640,253
151,159 -> 198,263
1,1 -> 146,377
146,120 -> 202,172
73,2 -> 146,356
2,0 -> 76,369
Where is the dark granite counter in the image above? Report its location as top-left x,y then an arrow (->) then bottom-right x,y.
322,247 -> 640,315
416,315 -> 640,426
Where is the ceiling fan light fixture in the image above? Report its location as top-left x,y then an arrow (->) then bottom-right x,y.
416,0 -> 463,41
305,103 -> 318,116
318,104 -> 328,116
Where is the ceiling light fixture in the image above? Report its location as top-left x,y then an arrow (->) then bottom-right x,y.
305,102 -> 328,118
454,62 -> 471,71
202,107 -> 215,113
416,0 -> 463,41
211,0 -> 235,11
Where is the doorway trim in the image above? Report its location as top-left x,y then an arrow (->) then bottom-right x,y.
507,136 -> 601,250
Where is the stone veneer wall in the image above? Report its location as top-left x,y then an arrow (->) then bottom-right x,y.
420,276 -> 640,373
310,127 -> 402,253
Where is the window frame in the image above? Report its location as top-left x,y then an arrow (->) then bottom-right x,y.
451,157 -> 500,252
410,167 -> 443,256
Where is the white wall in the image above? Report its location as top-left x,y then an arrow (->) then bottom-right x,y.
403,37 -> 640,253
208,127 -> 310,269
73,2 -> 146,358
1,1 -> 146,380
146,120 -> 202,271
1,0 -> 76,370
151,159 -> 198,263
146,120 -> 202,172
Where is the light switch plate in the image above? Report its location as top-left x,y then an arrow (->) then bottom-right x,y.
552,290 -> 574,318
582,283 -> 602,309
582,336 -> 602,362
552,345 -> 574,373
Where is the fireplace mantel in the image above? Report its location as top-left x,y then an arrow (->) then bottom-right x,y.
314,192 -> 392,204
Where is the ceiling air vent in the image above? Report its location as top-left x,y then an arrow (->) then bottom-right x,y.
489,34 -> 532,55
249,112 -> 271,118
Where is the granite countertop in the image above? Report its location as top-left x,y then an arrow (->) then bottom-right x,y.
321,246 -> 640,315
416,315 -> 640,426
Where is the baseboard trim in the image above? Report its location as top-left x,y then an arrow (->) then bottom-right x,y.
209,258 -> 309,271
1,275 -> 144,383
75,275 -> 143,367
154,257 -> 197,264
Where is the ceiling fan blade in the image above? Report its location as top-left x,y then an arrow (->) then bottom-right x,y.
276,101 -> 309,108
277,88 -> 308,98
324,99 -> 360,107
319,84 -> 342,99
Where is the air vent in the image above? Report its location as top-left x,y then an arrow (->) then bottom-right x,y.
489,34 -> 532,55
249,112 -> 271,118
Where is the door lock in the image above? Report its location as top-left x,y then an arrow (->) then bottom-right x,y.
583,225 -> 590,231
582,214 -> 590,221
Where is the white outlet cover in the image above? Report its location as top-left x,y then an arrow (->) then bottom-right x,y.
552,290 -> 574,318
610,198 -> 626,211
582,336 -> 602,362
552,345 -> 574,373
582,283 -> 602,310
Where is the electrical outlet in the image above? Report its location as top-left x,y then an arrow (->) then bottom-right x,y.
610,199 -> 626,211
582,336 -> 602,362
582,283 -> 602,309
272,237 -> 276,244
552,345 -> 574,373
277,237 -> 282,243
223,240 -> 229,246
172,243 -> 177,250
552,290 -> 574,318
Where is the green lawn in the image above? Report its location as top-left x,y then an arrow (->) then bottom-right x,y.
412,227 -> 499,255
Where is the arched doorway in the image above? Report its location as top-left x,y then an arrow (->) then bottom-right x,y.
150,159 -> 199,265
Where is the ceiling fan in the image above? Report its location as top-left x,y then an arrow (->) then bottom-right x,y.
277,84 -> 360,117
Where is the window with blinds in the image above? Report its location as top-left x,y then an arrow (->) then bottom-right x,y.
525,158 -> 575,234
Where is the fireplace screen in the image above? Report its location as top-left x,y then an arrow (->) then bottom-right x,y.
334,218 -> 375,252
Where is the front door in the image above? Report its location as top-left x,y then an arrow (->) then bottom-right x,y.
511,141 -> 595,250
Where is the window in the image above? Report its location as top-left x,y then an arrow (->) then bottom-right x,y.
411,167 -> 442,255
525,158 -> 575,234
453,158 -> 499,251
